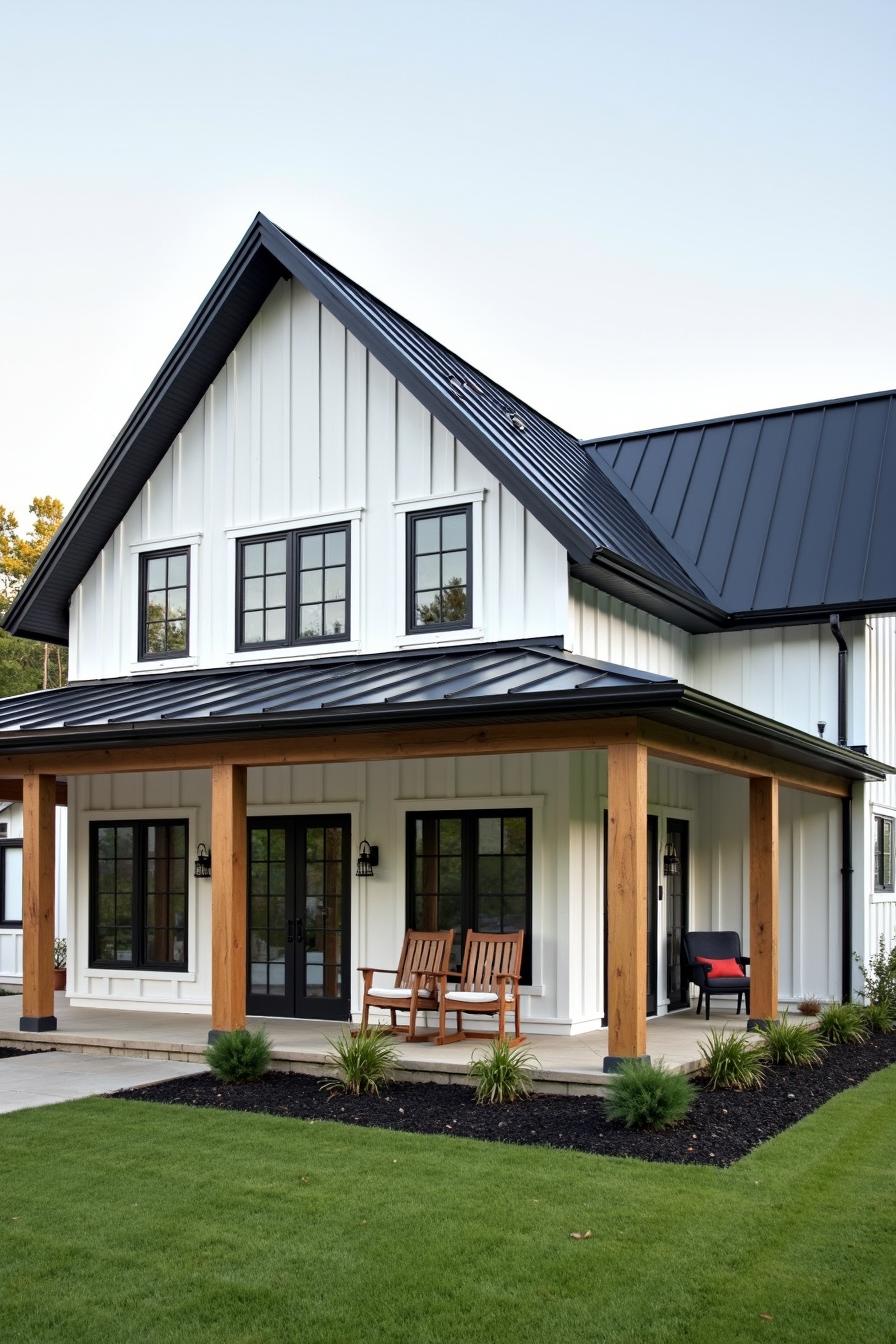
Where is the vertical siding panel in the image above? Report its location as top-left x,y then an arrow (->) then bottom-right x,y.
396,384 -> 429,501
344,335 -> 367,508
319,307 -> 347,511
290,286 -> 321,516
259,281 -> 291,520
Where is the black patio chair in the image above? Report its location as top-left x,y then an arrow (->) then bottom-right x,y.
681,931 -> 750,1021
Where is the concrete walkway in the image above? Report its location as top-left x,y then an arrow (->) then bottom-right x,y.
0,1049 -> 205,1115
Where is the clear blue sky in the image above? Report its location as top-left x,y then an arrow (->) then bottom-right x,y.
1,0 -> 894,521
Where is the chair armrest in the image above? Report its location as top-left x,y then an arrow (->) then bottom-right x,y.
494,972 -> 521,985
686,962 -> 710,985
738,956 -> 751,968
358,966 -> 399,977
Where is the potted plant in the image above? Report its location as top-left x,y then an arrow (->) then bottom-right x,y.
53,938 -> 66,992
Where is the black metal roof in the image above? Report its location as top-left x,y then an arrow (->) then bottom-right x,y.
3,215 -> 704,647
586,389 -> 896,622
0,641 -> 886,784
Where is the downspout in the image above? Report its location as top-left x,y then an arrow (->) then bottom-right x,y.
829,615 -> 853,1002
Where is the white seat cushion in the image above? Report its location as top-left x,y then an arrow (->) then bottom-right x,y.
444,991 -> 501,1004
367,986 -> 433,999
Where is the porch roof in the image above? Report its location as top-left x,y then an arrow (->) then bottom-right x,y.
0,640 -> 887,785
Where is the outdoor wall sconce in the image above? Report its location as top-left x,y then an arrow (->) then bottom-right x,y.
662,839 -> 680,877
194,844 -> 212,880
355,839 -> 379,877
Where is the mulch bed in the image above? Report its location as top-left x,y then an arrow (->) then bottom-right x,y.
110,1031 -> 896,1167
0,1046 -> 52,1060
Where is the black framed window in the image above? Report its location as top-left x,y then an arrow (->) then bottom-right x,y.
139,548 -> 190,660
237,524 -> 350,649
874,814 -> 894,893
407,505 -> 472,633
90,820 -> 188,970
0,839 -> 23,927
406,809 -> 531,981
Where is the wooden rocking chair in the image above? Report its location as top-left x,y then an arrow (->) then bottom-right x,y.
433,930 -> 526,1046
358,929 -> 453,1042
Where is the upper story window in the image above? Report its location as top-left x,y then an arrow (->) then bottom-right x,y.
874,814 -> 894,893
0,837 -> 23,926
407,505 -> 472,633
237,524 -> 350,651
139,548 -> 190,660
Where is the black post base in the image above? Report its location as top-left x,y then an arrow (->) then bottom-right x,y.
747,1017 -> 776,1032
19,1015 -> 57,1032
602,1053 -> 651,1073
207,1028 -> 240,1044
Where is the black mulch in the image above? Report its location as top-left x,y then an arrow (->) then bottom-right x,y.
110,1031 -> 896,1167
0,1046 -> 53,1060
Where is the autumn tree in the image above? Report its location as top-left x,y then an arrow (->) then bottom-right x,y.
0,497 -> 67,696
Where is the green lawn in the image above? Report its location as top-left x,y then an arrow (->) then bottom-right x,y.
2,1070 -> 896,1344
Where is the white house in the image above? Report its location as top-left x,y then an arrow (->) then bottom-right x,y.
1,214 -> 893,1067
0,800 -> 66,984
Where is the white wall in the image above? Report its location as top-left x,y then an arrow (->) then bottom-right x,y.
0,803 -> 68,982
567,580 -> 692,679
68,278 -> 568,681
67,753 -> 572,1028
864,614 -> 896,964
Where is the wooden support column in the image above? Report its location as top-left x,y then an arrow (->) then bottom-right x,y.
604,740 -> 649,1070
20,773 -> 57,1032
748,775 -> 779,1028
210,764 -> 247,1039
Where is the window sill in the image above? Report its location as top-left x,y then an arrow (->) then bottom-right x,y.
129,657 -> 198,674
86,967 -> 196,982
395,628 -> 484,649
226,642 -> 361,667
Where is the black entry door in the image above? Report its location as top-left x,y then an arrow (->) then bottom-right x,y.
664,818 -> 690,1011
247,816 -> 351,1020
603,811 -> 660,1020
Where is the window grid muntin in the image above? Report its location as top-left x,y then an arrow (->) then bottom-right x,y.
407,505 -> 472,633
236,524 -> 351,651
90,820 -> 189,971
407,809 -> 531,982
139,548 -> 190,660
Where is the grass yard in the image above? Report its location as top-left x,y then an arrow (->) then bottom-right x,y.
2,1068 -> 895,1344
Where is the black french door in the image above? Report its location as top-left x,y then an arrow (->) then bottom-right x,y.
664,818 -> 690,1010
247,816 -> 351,1021
602,812 -> 660,1020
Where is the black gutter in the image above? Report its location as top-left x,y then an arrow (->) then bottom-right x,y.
829,615 -> 854,1002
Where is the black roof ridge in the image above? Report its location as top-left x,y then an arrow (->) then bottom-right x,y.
581,385 -> 896,447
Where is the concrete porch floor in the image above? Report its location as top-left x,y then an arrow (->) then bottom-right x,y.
0,992 -> 758,1093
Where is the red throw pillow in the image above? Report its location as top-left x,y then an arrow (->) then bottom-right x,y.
696,955 -> 744,980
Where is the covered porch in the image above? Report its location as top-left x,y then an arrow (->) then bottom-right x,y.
0,989 -> 763,1093
0,644 -> 882,1074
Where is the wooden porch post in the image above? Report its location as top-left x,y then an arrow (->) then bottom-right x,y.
210,763 -> 247,1039
748,775 -> 779,1028
20,773 -> 57,1032
604,741 -> 649,1070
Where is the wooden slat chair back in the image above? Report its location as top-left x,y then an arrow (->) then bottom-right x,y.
435,930 -> 526,1046
358,929 -> 453,1041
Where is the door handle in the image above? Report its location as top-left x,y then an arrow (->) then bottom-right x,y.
287,919 -> 295,944
295,918 -> 304,944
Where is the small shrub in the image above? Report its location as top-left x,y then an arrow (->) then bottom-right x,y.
604,1060 -> 694,1130
469,1039 -> 537,1104
816,1001 -> 870,1045
53,938 -> 67,970
759,1015 -> 827,1067
862,1001 -> 896,1034
797,996 -> 822,1017
205,1028 -> 272,1082
699,1028 -> 767,1090
855,935 -> 896,1008
323,1027 -> 397,1096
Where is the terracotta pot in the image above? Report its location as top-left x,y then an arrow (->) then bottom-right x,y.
53,967 -> 66,992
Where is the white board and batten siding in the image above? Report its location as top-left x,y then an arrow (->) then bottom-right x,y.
0,804 -> 67,982
865,614 -> 896,958
68,279 -> 568,682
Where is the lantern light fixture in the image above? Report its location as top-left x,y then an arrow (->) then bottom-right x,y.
355,839 -> 379,878
662,839 -> 680,878
194,843 -> 212,880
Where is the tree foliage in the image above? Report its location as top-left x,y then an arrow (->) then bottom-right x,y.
0,497 -> 67,696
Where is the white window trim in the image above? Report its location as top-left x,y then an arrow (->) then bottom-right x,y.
128,536 -> 201,671
871,805 -> 896,902
394,793 -> 545,997
78,807 -> 200,982
225,508 -> 364,540
394,492 -> 485,645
